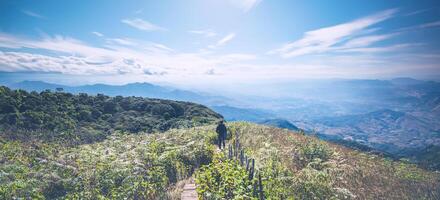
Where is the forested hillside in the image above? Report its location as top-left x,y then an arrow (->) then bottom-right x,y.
0,86 -> 221,144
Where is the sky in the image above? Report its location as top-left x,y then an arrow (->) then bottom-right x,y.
0,0 -> 440,89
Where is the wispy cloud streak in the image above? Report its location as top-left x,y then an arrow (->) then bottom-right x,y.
188,29 -> 217,37
21,10 -> 46,19
92,31 -> 104,37
208,33 -> 236,49
121,18 -> 166,31
270,9 -> 399,58
420,20 -> 440,28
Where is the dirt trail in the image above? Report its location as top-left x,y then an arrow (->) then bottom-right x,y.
181,178 -> 197,200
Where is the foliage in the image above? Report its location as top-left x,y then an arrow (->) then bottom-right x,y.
411,145 -> 440,170
0,127 -> 217,199
0,86 -> 222,144
394,161 -> 430,181
258,154 -> 295,199
292,168 -> 335,200
1,88 -> 439,200
295,138 -> 333,169
195,153 -> 254,199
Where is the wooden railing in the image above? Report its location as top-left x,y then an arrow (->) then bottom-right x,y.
226,130 -> 265,200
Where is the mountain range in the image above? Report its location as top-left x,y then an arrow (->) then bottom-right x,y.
3,78 -> 440,169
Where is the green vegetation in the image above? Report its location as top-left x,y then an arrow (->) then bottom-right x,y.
0,126 -> 217,199
0,86 -> 221,144
1,87 -> 439,199
196,154 -> 255,199
195,122 -> 440,199
1,120 -> 439,199
412,145 -> 440,170
0,86 -> 222,199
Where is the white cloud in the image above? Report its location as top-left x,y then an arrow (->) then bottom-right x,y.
270,9 -> 399,58
208,33 -> 236,49
0,32 -> 256,80
341,34 -> 396,48
0,33 -> 114,57
21,10 -> 46,19
420,20 -> 440,28
336,43 -> 420,53
103,37 -> 174,54
217,33 -> 236,45
92,31 -> 104,37
397,20 -> 440,32
0,30 -> 438,88
106,38 -> 137,46
404,9 -> 430,16
121,18 -> 166,31
151,43 -> 174,52
188,29 -> 217,37
229,0 -> 262,12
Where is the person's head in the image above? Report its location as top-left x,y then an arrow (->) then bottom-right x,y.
218,120 -> 224,124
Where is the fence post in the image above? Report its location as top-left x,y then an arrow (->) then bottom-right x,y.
253,180 -> 258,197
234,141 -> 237,159
240,149 -> 244,166
245,156 -> 249,171
236,142 -> 240,160
249,159 -> 255,180
234,130 -> 239,160
228,144 -> 232,159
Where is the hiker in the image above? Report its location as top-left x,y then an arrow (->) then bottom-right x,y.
216,120 -> 227,149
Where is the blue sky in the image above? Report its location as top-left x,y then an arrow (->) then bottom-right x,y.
0,0 -> 440,87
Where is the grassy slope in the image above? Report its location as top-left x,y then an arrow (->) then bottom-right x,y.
227,122 -> 440,199
1,122 -> 439,199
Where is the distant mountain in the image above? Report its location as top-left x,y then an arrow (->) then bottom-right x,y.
258,118 -> 299,131
5,79 -> 440,169
210,105 -> 275,122
209,105 -> 300,131
315,109 -> 438,151
307,109 -> 440,169
390,77 -> 424,86
9,80 -> 66,92
6,81 -> 231,106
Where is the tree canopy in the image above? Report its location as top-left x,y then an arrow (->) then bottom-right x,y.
0,86 -> 222,144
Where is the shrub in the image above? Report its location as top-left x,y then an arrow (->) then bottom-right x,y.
195,154 -> 253,199
296,139 -> 333,169
259,154 -> 295,199
293,168 -> 335,200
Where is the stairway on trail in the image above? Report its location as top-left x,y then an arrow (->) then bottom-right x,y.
181,147 -> 224,200
181,178 -> 197,200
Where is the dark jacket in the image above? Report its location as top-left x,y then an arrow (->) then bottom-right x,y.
216,123 -> 227,138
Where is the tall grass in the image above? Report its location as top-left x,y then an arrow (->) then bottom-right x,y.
228,121 -> 440,199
